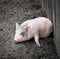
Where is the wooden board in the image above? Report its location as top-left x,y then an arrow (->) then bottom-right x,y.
41,0 -> 60,57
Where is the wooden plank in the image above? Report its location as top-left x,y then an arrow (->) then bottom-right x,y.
52,0 -> 56,37
41,0 -> 53,21
55,0 -> 60,57
41,0 -> 49,18
42,0 -> 60,57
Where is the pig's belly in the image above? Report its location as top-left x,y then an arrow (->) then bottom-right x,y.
39,28 -> 51,38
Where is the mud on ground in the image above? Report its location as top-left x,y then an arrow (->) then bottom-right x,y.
0,0 -> 60,59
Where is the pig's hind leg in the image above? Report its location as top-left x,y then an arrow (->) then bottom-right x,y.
34,34 -> 40,47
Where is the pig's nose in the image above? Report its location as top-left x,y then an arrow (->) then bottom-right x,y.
14,37 -> 19,44
14,40 -> 19,44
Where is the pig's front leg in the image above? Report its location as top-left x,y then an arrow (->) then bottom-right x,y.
34,34 -> 40,47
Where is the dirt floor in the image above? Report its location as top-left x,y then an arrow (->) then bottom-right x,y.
0,0 -> 60,59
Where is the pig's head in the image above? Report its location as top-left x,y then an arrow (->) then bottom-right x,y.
14,22 -> 30,43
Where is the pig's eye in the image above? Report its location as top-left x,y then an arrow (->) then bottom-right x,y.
20,32 -> 25,36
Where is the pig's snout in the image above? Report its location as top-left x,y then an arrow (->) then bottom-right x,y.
14,37 -> 20,44
14,40 -> 19,44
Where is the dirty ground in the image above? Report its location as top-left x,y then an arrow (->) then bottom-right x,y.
0,0 -> 60,59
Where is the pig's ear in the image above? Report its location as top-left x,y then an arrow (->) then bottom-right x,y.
26,26 -> 31,32
16,22 -> 20,30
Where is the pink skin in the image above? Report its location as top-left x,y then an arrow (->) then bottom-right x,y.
14,17 -> 53,47
14,37 -> 20,43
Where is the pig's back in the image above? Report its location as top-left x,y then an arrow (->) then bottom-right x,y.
28,17 -> 52,30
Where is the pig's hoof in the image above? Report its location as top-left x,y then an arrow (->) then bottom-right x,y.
38,44 -> 40,47
37,44 -> 40,47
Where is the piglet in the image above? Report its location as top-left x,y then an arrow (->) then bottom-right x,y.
14,17 -> 53,47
